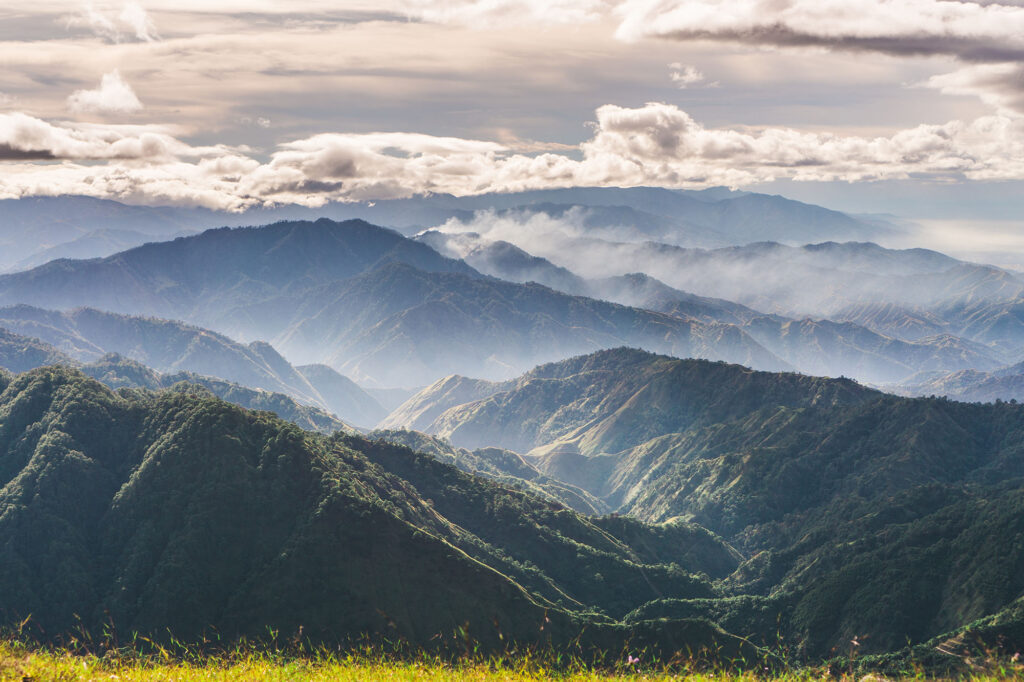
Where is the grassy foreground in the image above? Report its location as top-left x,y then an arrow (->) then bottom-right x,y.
2,641 -> 1024,682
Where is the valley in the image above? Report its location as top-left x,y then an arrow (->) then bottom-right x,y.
1,191 -> 1023,675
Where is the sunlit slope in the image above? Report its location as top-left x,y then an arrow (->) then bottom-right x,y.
0,366 -> 753,660
388,348 -> 1024,657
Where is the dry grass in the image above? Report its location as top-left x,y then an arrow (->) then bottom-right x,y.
2,639 -> 1023,682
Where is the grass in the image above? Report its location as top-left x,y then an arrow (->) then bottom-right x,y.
4,640 -> 1024,682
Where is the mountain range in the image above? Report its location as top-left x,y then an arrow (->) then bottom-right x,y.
380,347 -> 1024,661
0,305 -> 385,427
0,188 -> 900,274
0,364 -> 757,663
0,219 -> 795,386
3,188 -> 1024,672
0,327 -> 352,433
421,231 -> 1009,384
0,215 -> 1012,388
5,349 -> 1024,667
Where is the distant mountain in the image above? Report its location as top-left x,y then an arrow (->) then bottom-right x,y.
740,319 -> 1002,383
431,187 -> 897,246
0,220 -> 792,387
595,274 -> 1001,384
263,262 -> 789,386
370,429 -> 608,515
82,354 -> 352,434
0,329 -> 351,433
416,231 -> 588,294
421,231 -> 1005,384
1,215 -> 1004,387
0,365 -> 755,662
0,305 -> 323,402
0,305 -> 379,426
296,364 -> 387,428
0,188 -> 900,268
382,347 -> 1024,658
0,326 -> 75,373
10,228 -> 192,272
0,219 -> 478,325
423,221 -> 1019,317
0,196 -> 205,273
892,359 -> 1024,404
484,236 -> 1020,318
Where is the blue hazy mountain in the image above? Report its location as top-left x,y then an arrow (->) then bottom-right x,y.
0,187 -> 902,272
0,219 -> 791,386
0,305 -> 385,427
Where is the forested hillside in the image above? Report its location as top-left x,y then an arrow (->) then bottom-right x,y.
385,348 -> 1024,660
0,366 -> 755,663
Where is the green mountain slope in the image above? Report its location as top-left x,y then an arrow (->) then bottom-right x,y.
385,348 -> 1024,660
415,348 -> 871,455
370,429 -> 608,515
0,365 -> 754,662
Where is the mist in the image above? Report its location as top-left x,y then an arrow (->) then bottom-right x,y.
429,208 -> 1024,319
880,218 -> 1024,272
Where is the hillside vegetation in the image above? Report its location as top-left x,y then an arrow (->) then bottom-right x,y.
385,348 -> 1024,660
0,366 -> 757,663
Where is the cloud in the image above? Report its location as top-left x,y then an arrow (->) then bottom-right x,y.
4,102 -> 1024,209
66,1 -> 158,42
67,70 -> 144,115
668,62 -> 706,88
0,144 -> 57,161
118,2 -> 158,41
400,0 -> 612,27
249,132 -> 509,202
924,63 -> 1024,116
577,102 -> 1024,184
0,112 -> 224,160
613,0 -> 1024,63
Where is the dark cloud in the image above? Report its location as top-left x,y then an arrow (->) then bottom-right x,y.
0,143 -> 56,160
615,0 -> 1024,65
651,28 -> 1024,63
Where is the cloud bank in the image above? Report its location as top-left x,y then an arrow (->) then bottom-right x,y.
3,101 -> 1024,209
611,0 -> 1024,62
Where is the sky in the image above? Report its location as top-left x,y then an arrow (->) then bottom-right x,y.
1,0 -> 1024,233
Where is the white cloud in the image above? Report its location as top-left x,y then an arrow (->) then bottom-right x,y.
574,102 -> 1024,184
668,62 -> 705,88
67,70 -> 144,115
400,0 -> 612,27
118,2 -> 158,41
0,112 -> 227,160
925,63 -> 1024,116
613,0 -> 1024,62
4,102 -> 1024,209
66,1 -> 158,42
